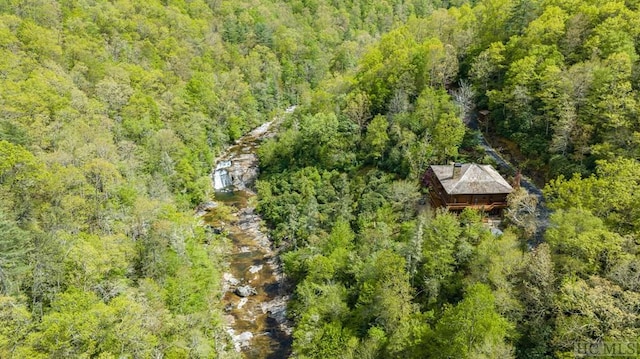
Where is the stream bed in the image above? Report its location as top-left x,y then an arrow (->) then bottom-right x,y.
200,110 -> 294,358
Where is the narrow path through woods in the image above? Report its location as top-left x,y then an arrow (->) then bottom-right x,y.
468,113 -> 550,243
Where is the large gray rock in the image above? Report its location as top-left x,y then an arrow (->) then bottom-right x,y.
234,331 -> 253,351
262,296 -> 290,328
227,329 -> 254,352
235,285 -> 257,297
223,273 -> 240,286
227,153 -> 259,191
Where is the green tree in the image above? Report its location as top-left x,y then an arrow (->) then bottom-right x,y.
0,210 -> 32,295
431,283 -> 514,359
421,212 -> 461,305
355,250 -> 416,333
0,140 -> 46,223
516,243 -> 555,358
0,295 -> 33,357
412,87 -> 464,163
545,158 -> 640,233
553,276 -> 640,356
363,115 -> 389,162
546,208 -> 623,276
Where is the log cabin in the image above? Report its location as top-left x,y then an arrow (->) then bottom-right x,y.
423,163 -> 513,213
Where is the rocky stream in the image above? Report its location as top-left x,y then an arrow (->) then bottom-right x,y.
199,108 -> 295,358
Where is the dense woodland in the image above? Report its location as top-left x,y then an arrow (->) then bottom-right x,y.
0,0 -> 639,358
256,0 -> 640,358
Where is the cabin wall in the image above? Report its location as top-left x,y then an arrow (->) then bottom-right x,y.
449,194 -> 508,205
426,175 -> 509,211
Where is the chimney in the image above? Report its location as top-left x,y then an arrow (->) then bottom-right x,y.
453,163 -> 462,179
513,169 -> 522,190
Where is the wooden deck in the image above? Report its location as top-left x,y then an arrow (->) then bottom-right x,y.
428,191 -> 508,212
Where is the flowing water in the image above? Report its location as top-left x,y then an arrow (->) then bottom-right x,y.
213,160 -> 233,190
200,108 -> 295,358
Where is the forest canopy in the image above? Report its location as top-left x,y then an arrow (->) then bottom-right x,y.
0,0 -> 423,356
1,0 -> 640,358
256,0 -> 640,358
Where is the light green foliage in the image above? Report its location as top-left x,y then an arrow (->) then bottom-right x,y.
293,320 -> 357,359
1,0 -> 398,355
347,41 -> 467,176
363,115 -> 390,161
523,6 -> 568,46
5,0 -> 639,357
545,158 -> 640,233
163,234 -> 221,315
474,0 -> 640,178
412,87 -> 465,163
470,42 -> 507,96
541,157 -> 640,355
473,0 -> 516,47
553,276 -> 640,356
63,232 -> 131,291
259,113 -> 357,173
354,26 -> 459,114
0,141 -> 47,220
431,283 -> 514,359
469,230 -> 525,316
262,0 -> 640,358
344,91 -> 372,132
0,210 -> 32,295
0,295 -> 33,357
19,289 -> 159,358
546,208 -> 623,276
516,243 -> 556,358
421,211 -> 463,304
384,312 -> 433,358
355,250 -> 416,333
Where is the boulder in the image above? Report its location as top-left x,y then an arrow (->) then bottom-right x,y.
235,285 -> 257,297
235,331 -> 253,350
223,273 -> 240,287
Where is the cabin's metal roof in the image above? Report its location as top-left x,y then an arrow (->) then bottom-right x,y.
430,164 -> 513,195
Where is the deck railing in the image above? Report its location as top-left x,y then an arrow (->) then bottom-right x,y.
445,201 -> 508,211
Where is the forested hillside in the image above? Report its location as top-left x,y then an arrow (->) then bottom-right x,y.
2,0 -> 640,358
256,0 -> 640,358
0,0 -> 433,356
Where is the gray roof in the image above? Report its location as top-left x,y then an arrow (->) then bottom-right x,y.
430,164 -> 513,195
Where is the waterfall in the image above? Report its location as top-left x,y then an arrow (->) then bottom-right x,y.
213,160 -> 233,190
203,108 -> 294,356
